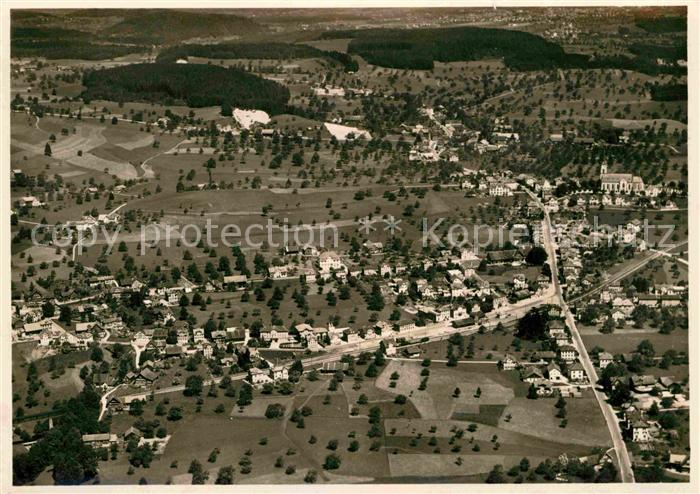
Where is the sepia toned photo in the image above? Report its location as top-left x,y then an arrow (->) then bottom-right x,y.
3,2 -> 695,490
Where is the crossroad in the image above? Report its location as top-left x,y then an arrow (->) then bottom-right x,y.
104,188 -> 639,483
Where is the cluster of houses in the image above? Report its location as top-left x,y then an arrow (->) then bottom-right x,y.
467,118 -> 521,154
80,426 -> 171,456
500,311 -> 592,398
17,310 -> 116,349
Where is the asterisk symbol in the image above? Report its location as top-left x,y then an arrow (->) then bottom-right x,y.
358,216 -> 376,235
383,215 -> 402,236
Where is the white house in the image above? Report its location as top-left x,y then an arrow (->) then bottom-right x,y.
559,345 -> 577,362
568,362 -> 586,382
319,251 -> 345,274
598,352 -> 614,369
547,362 -> 567,383
250,367 -> 272,386
501,354 -> 518,371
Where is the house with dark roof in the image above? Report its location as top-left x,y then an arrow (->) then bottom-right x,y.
133,368 -> 158,387
630,374 -> 657,392
522,366 -> 544,383
82,433 -> 118,448
486,250 -> 523,265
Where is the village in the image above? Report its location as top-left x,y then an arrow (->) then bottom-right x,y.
8,6 -> 690,487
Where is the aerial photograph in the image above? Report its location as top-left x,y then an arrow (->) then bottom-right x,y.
6,4 -> 692,488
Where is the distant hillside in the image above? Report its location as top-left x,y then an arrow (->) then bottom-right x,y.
105,10 -> 263,44
635,15 -> 687,33
81,63 -> 290,115
321,26 -> 591,71
157,42 -> 358,72
157,42 -> 321,62
11,26 -> 147,60
320,26 -> 685,75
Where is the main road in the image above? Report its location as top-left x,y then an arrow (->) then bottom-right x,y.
527,188 -> 635,483
111,288 -> 556,406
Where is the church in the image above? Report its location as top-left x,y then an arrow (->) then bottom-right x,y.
599,164 -> 645,194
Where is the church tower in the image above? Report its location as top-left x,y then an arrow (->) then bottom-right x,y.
600,164 -> 608,176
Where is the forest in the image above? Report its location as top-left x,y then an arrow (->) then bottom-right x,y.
319,26 -> 686,75
157,42 -> 359,72
11,26 -> 146,60
104,10 -> 262,44
321,26 -> 591,71
81,63 -> 290,115
635,15 -> 687,33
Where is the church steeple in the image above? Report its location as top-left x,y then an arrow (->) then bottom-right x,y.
601,163 -> 608,176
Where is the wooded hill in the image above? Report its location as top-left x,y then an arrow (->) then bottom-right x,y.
81,63 -> 290,115
320,26 -> 686,75
157,42 -> 359,72
105,10 -> 263,44
11,26 -> 146,60
635,15 -> 686,33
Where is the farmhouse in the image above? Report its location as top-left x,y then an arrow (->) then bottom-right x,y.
82,433 -> 118,448
23,318 -> 61,338
106,396 -> 125,413
19,195 -> 44,207
522,366 -> 544,383
486,250 -> 523,265
630,375 -> 657,392
250,367 -> 273,386
501,354 -> 518,371
131,368 -> 158,387
223,275 -> 248,289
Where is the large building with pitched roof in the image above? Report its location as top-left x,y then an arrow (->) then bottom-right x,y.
600,164 -> 645,194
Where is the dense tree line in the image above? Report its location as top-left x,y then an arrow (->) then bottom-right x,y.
81,63 -> 290,115
321,26 -> 590,71
157,42 -> 359,72
319,26 -> 686,75
157,42 -> 320,62
635,15 -> 686,33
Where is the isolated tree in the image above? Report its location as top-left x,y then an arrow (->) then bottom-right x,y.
323,454 -> 341,470
525,246 -> 548,266
216,465 -> 234,484
184,375 -> 203,396
188,459 -> 208,484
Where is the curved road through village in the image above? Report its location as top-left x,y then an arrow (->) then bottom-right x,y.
528,188 -> 636,483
